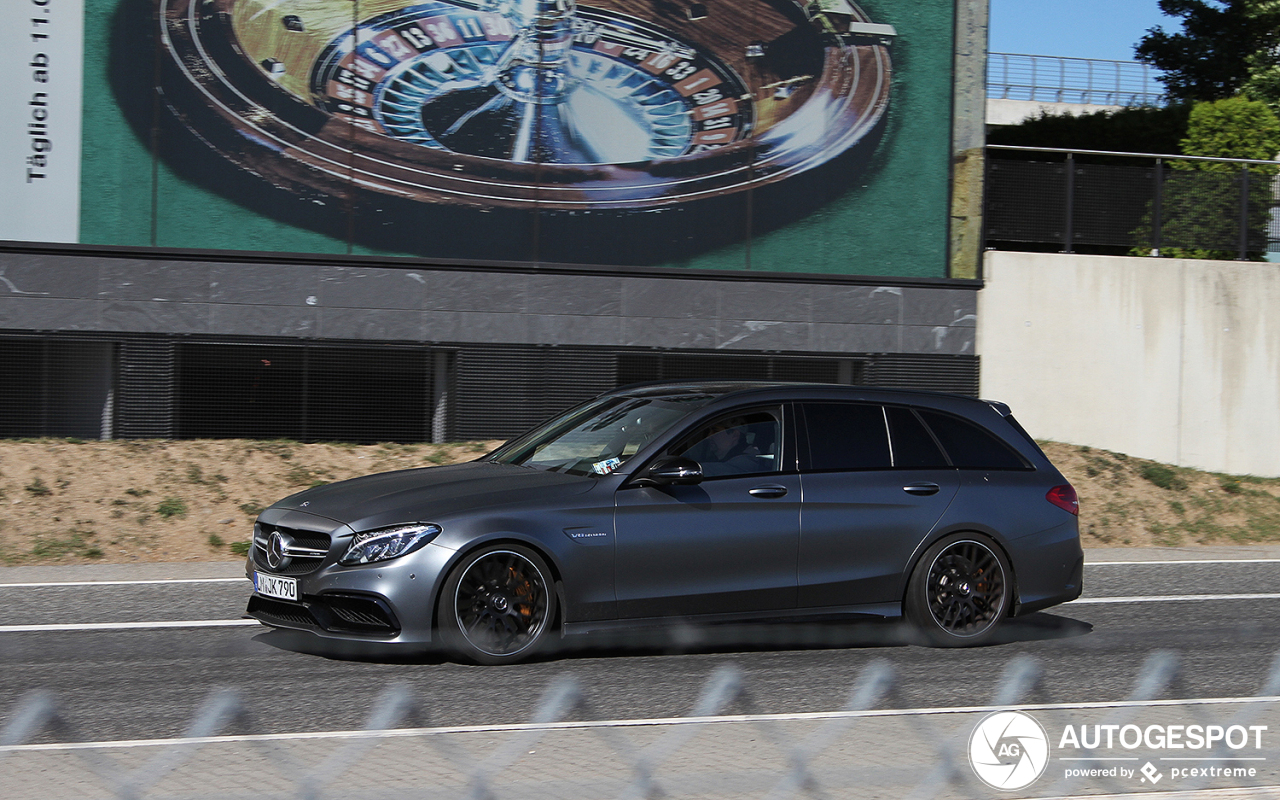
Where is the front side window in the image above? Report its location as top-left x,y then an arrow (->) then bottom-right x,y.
671,408 -> 782,478
488,394 -> 716,476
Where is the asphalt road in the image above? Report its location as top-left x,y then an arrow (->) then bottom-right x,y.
2,548 -> 1279,745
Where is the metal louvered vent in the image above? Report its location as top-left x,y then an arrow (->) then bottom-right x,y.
2,334 -> 980,443
0,337 -> 117,439
116,340 -> 177,439
0,338 -> 45,437
452,346 -> 618,441
452,347 -> 976,441
863,354 -> 980,396
617,352 -> 846,385
175,343 -> 433,443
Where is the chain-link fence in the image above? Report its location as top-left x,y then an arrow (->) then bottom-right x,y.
4,650 -> 1280,799
986,146 -> 1280,260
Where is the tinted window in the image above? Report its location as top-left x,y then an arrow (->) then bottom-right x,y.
672,409 -> 781,478
917,410 -> 1028,470
801,403 -> 892,471
886,407 -> 951,469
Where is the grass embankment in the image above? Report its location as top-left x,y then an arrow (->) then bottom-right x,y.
1039,442 -> 1280,547
0,439 -> 1276,566
0,439 -> 499,565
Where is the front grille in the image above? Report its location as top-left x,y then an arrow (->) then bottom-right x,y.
252,524 -> 332,576
274,558 -> 324,576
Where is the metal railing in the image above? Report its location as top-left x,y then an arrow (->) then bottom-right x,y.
986,145 -> 1280,259
988,53 -> 1166,107
3,650 -> 1280,799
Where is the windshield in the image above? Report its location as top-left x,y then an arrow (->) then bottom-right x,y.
487,394 -> 715,476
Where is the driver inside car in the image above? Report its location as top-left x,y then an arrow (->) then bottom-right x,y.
676,415 -> 776,477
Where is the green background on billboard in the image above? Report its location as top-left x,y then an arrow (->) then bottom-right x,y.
79,0 -> 953,277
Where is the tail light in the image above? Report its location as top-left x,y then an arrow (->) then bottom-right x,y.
1046,484 -> 1079,516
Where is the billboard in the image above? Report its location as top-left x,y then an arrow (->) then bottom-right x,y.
2,0 -> 957,277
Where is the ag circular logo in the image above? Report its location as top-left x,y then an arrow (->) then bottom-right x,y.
968,711 -> 1050,790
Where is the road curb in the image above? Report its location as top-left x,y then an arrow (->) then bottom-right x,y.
0,561 -> 248,584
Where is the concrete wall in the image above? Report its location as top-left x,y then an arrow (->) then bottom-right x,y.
978,251 -> 1280,477
948,0 -> 988,280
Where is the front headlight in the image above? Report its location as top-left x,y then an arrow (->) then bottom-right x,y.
339,524 -> 442,565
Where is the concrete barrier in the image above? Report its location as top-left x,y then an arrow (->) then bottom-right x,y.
978,251 -> 1280,477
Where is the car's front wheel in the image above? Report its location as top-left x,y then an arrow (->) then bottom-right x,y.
904,534 -> 1011,646
437,544 -> 557,665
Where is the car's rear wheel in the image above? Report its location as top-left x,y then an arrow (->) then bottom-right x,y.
437,544 -> 557,665
905,534 -> 1011,647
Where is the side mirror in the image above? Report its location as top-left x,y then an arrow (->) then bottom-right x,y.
640,456 -> 703,486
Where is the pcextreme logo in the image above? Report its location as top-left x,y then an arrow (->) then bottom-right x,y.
968,711 -> 1051,790
967,712 -> 1269,791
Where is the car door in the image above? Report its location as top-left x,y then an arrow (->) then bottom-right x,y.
796,403 -> 960,608
613,405 -> 800,619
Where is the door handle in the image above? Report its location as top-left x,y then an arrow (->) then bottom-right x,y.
903,483 -> 940,496
749,484 -> 789,499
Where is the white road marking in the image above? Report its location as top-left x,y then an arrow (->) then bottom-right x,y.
1088,559 -> 1280,566
0,578 -> 248,589
1,592 -> 1276,634
0,620 -> 262,633
1024,787 -> 1280,800
1070,593 -> 1280,605
4,695 -> 1278,753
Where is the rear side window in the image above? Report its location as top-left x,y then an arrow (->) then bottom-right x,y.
917,410 -> 1029,470
801,403 -> 892,470
1005,414 -> 1049,458
886,407 -> 950,469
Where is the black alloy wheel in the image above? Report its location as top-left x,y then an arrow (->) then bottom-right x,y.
905,534 -> 1010,646
438,544 -> 557,665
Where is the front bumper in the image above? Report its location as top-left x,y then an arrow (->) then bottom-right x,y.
246,540 -> 453,648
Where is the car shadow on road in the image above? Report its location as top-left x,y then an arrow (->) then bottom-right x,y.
251,612 -> 1092,664
252,629 -> 454,664
552,612 -> 1093,661
990,612 -> 1094,645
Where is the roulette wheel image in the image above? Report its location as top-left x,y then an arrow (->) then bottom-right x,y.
146,0 -> 895,263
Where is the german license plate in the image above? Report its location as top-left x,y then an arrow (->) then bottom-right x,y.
255,572 -> 298,602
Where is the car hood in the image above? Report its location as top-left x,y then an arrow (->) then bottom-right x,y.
271,461 -> 596,532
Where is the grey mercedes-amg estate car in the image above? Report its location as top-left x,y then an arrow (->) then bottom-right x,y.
246,382 -> 1082,664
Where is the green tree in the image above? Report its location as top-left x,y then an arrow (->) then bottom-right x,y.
1137,97 -> 1280,259
1136,1 -> 1280,102
1242,1 -> 1280,109
1180,94 -> 1280,160
987,105 -> 1192,156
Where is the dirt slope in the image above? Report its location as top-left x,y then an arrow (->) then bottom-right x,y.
0,439 -> 1276,566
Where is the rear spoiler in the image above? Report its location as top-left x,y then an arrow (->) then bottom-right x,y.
983,400 -> 1013,417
